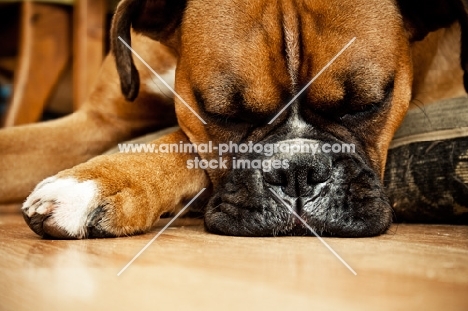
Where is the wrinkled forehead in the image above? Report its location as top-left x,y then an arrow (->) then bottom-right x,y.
178,0 -> 406,114
180,0 -> 405,91
181,0 -> 403,55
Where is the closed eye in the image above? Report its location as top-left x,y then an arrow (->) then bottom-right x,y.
340,77 -> 394,120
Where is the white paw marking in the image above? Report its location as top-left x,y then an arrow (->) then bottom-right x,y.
22,177 -> 99,238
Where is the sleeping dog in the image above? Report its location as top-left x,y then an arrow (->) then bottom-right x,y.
0,0 -> 466,238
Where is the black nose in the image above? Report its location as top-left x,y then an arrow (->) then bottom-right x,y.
263,153 -> 332,197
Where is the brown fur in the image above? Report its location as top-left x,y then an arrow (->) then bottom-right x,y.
1,0 -> 466,238
0,35 -> 178,203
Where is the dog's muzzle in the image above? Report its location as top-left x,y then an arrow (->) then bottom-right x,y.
205,138 -> 393,237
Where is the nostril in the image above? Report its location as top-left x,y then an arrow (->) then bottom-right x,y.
308,168 -> 330,184
263,169 -> 288,186
307,155 -> 332,184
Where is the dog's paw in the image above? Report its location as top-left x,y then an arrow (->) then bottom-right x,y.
22,177 -> 113,239
20,134 -> 208,239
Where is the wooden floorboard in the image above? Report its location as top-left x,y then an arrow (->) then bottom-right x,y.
0,212 -> 467,310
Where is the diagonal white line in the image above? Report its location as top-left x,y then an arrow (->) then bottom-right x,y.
268,188 -> 357,275
268,37 -> 356,124
118,36 -> 207,125
117,188 -> 207,276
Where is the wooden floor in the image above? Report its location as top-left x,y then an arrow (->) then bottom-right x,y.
0,211 -> 467,311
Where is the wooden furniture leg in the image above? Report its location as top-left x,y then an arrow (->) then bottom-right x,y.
73,0 -> 105,109
3,2 -> 71,127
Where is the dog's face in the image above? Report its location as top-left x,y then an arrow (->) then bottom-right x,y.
112,0 -> 467,236
176,0 -> 411,236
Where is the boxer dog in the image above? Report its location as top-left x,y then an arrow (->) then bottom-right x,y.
0,0 -> 466,238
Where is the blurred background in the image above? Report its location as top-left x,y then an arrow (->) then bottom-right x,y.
0,0 -> 120,126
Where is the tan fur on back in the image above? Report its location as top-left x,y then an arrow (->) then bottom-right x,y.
411,23 -> 467,107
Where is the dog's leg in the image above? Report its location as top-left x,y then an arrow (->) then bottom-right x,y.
21,129 -> 209,238
0,34 -> 177,203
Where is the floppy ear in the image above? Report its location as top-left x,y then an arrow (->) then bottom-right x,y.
397,0 -> 468,91
110,0 -> 187,101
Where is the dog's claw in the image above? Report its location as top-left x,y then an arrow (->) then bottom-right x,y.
22,202 -> 74,239
22,209 -> 46,237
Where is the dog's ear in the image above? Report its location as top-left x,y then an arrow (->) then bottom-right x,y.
110,0 -> 187,101
397,0 -> 468,91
